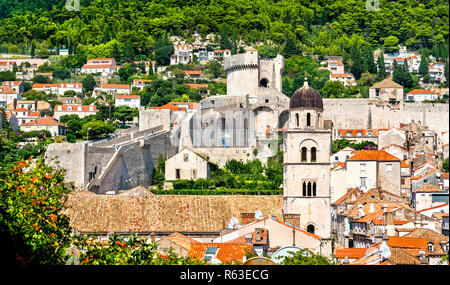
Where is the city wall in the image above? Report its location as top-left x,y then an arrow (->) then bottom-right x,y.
322,99 -> 449,141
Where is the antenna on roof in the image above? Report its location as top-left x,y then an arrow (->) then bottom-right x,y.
255,210 -> 263,220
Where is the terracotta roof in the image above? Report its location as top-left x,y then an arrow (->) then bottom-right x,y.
410,168 -> 438,180
403,228 -> 449,256
2,81 -> 21,86
6,101 -> 51,111
82,64 -> 113,69
149,105 -> 187,112
87,58 -> 115,61
22,116 -> 63,126
328,61 -> 344,66
164,232 -> 199,251
347,150 -> 400,162
0,61 -> 16,65
32,83 -> 59,88
372,219 -> 410,225
387,247 -> 420,265
407,89 -> 438,95
64,193 -> 283,233
59,83 -> 83,88
55,105 -> 98,112
273,218 -> 322,240
337,129 -> 380,137
413,183 -> 445,193
330,73 -> 354,78
183,70 -> 202,75
335,248 -> 367,259
400,161 -> 410,168
416,203 -> 448,213
101,84 -> 130,89
331,188 -> 361,205
115,95 -> 140,99
370,78 -> 403,89
187,243 -> 252,264
186,84 -> 208,89
0,86 -> 16,94
442,173 -> 449,179
388,236 -> 428,255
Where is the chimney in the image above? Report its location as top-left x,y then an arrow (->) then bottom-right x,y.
240,212 -> 255,225
283,213 -> 301,228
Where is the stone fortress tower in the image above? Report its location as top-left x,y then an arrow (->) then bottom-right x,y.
224,48 -> 284,97
282,79 -> 332,239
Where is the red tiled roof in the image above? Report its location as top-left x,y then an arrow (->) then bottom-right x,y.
101,84 -> 130,89
22,116 -> 62,126
413,184 -> 445,193
347,150 -> 400,162
186,84 -> 208,89
388,236 -> 428,255
32,83 -> 59,88
337,129 -> 379,137
410,168 -> 438,180
183,70 -> 202,75
328,61 -> 344,66
2,81 -> 21,86
407,89 -> 438,95
165,232 -> 199,251
0,86 -> 16,94
442,173 -> 449,179
187,243 -> 252,264
59,83 -> 82,88
335,248 -> 367,259
87,58 -> 115,61
55,105 -> 98,112
273,218 -> 322,240
331,188 -> 360,205
401,161 -> 410,168
416,203 -> 448,213
0,61 -> 16,65
330,73 -> 354,78
115,95 -> 140,99
82,64 -> 113,69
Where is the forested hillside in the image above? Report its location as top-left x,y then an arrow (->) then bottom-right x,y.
0,0 -> 448,55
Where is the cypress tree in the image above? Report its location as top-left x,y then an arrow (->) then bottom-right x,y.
350,42 -> 363,80
418,50 -> 429,77
377,54 -> 387,79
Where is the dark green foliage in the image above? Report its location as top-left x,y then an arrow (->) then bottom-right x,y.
113,106 -> 135,124
443,157 -> 449,173
418,50 -> 429,77
282,34 -> 299,59
82,74 -> 96,92
52,68 -> 71,80
152,153 -> 165,186
377,54 -> 387,80
0,71 -> 15,82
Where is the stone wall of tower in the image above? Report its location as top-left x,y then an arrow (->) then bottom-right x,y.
224,51 -> 260,97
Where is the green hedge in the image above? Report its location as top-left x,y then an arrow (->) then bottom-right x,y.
153,188 -> 282,195
170,179 -> 279,190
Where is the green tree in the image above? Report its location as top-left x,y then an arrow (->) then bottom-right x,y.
321,80 -> 345,98
383,36 -> 400,54
81,120 -> 115,139
114,105 -> 135,124
418,50 -> 429,77
52,67 -> 71,80
82,74 -> 96,92
349,42 -> 363,80
282,34 -> 299,59
280,249 -> 336,265
377,54 -> 387,80
443,157 -> 449,173
152,153 -> 165,186
0,159 -> 72,265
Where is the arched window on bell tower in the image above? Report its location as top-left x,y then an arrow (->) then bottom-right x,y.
311,147 -> 317,162
296,113 -> 299,127
306,113 -> 311,127
313,182 -> 317,196
301,147 -> 307,162
307,182 -> 312,196
302,182 -> 306,196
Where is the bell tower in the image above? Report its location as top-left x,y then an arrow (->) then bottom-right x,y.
283,79 -> 332,239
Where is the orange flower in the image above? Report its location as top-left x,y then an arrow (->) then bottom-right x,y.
44,174 -> 52,179
50,233 -> 55,238
84,258 -> 88,263
49,214 -> 57,221
31,177 -> 37,182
